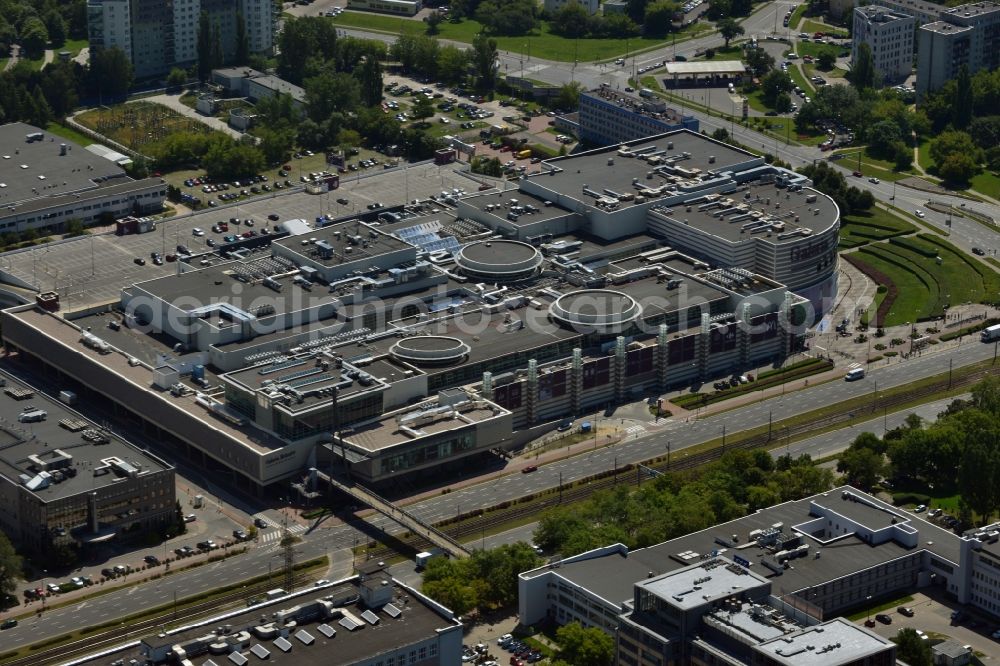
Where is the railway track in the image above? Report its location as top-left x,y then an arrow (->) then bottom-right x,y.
1,572 -> 318,666
364,364 -> 998,561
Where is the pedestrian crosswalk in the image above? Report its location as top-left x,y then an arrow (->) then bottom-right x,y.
625,424 -> 646,436
254,515 -> 308,544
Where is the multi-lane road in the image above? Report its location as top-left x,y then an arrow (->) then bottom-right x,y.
3,332 -> 995,651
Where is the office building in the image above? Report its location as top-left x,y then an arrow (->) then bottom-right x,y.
917,1 -> 1000,95
519,486 -> 1000,665
578,87 -> 699,146
87,0 -> 276,80
73,571 -> 464,666
853,6 -> 915,85
2,131 -> 832,492
0,371 -> 174,557
0,122 -> 166,236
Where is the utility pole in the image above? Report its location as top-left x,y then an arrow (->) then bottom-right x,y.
282,514 -> 294,592
666,441 -> 671,469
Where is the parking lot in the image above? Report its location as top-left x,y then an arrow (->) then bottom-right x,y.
0,161 -> 476,308
864,590 -> 999,663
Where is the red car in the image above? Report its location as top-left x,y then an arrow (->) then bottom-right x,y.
522,465 -> 538,473
852,171 -> 863,177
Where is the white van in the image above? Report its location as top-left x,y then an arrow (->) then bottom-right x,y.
845,367 -> 865,381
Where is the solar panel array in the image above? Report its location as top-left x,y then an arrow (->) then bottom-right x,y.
273,636 -> 292,652
294,629 -> 315,645
383,603 -> 402,618
228,652 -> 248,665
339,616 -> 363,631
250,644 -> 270,659
317,623 -> 337,638
361,609 -> 380,625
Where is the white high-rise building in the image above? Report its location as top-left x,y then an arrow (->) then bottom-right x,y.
86,0 -> 275,80
852,6 -> 915,85
917,1 -> 1000,95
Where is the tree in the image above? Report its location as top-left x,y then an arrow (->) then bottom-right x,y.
849,42 -> 875,90
425,10 -> 444,34
197,12 -> 212,82
555,622 -> 615,666
817,51 -> 835,70
20,16 -> 49,57
895,628 -> 932,666
29,86 -> 53,128
644,0 -> 680,38
717,18 -> 744,48
958,438 -> 999,524
211,24 -> 224,70
893,142 -> 913,171
837,446 -> 885,490
411,95 -> 435,124
256,126 -> 295,164
627,0 -> 650,22
0,531 -> 22,597
867,120 -> 901,158
166,67 -> 187,89
744,46 -> 774,77
553,1 -> 592,38
969,116 -> 1000,151
774,91 -> 792,113
304,72 -> 360,122
437,45 -> 469,84
472,33 -> 498,90
554,81 -> 583,111
930,130 -> 981,182
971,376 -> 1000,415
761,69 -> 793,107
953,64 -> 973,130
939,153 -> 978,182
476,0 -> 538,36
44,10 -> 68,48
234,11 -> 249,65
356,56 -> 383,107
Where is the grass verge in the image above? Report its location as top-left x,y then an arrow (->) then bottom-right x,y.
845,595 -> 914,621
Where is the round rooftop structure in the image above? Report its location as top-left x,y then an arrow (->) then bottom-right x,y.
549,289 -> 643,333
455,240 -> 543,282
390,335 -> 471,366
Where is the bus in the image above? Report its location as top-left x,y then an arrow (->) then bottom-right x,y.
346,0 -> 421,15
981,323 -> 1000,342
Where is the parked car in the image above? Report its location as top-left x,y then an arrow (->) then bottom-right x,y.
876,613 -> 892,624
898,606 -> 914,617
144,554 -> 160,565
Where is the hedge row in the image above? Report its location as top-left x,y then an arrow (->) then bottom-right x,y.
888,236 -> 939,258
892,492 -> 931,506
939,317 -> 1000,342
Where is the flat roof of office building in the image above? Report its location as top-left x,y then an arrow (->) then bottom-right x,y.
754,617 -> 894,666
3,307 -> 290,454
637,557 -> 771,611
0,371 -> 171,502
651,184 -> 839,242
460,189 -> 576,226
360,307 -> 583,375
536,131 -> 757,197
920,19 -> 973,32
272,220 -> 413,265
522,486 -> 961,609
88,575 -> 460,666
129,261 -> 328,313
343,399 -> 504,452
943,1 -> 1000,17
663,61 -> 747,75
0,122 -> 127,205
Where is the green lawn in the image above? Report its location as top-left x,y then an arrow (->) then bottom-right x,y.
968,170 -> 1000,200
803,62 -> 846,80
800,19 -> 848,38
788,3 -> 807,30
45,121 -> 96,148
60,38 -> 88,59
832,146 -> 915,182
850,230 -> 1000,325
916,138 -> 934,173
852,246 -> 937,326
787,62 -> 815,95
330,12 -> 690,62
795,40 -> 843,60
839,207 -> 916,247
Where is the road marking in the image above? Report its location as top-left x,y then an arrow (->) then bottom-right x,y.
76,601 -> 87,610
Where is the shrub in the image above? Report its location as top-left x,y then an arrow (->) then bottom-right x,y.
892,492 -> 930,506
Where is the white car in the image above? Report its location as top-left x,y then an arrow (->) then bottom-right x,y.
914,504 -> 927,513
192,228 -> 205,236
868,177 -> 880,184
915,209 -> 925,218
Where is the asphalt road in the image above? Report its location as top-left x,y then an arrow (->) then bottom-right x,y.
3,337 -> 994,650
